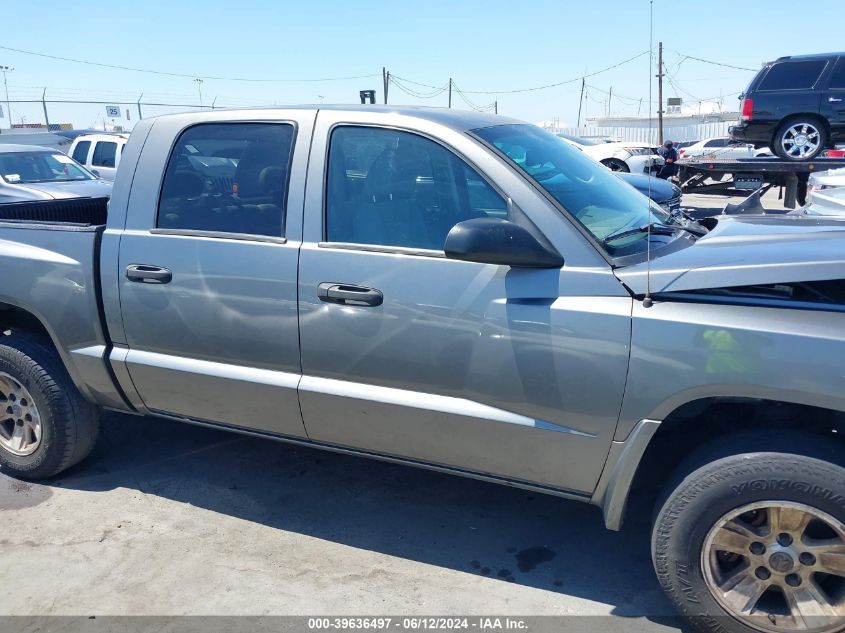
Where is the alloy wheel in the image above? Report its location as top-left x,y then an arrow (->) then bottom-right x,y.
780,123 -> 822,159
703,501 -> 845,632
0,372 -> 42,456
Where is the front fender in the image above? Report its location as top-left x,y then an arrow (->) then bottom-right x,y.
616,300 -> 845,441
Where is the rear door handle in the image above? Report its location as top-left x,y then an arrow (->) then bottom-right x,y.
830,96 -> 843,103
318,283 -> 383,306
126,264 -> 172,284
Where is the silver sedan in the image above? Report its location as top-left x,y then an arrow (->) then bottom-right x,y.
0,143 -> 112,203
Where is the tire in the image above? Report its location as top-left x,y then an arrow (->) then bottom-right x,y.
653,435 -> 845,633
0,333 -> 99,479
601,158 -> 630,172
773,117 -> 828,161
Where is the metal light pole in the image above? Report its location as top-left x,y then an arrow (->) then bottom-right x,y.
0,66 -> 13,130
194,78 -> 204,107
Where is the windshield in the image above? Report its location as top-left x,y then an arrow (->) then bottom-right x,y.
473,124 -> 672,255
0,152 -> 93,184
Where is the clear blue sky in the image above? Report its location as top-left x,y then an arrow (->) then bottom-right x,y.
1,0 -> 844,129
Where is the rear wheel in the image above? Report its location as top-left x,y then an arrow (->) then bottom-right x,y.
601,158 -> 630,172
0,334 -> 99,479
773,118 -> 828,161
653,441 -> 845,633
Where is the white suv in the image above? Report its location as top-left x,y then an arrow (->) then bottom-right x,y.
68,133 -> 129,181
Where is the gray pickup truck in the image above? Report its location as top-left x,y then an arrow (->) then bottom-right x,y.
1,106 -> 844,633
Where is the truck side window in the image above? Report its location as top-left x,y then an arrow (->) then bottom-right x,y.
157,122 -> 295,238
71,141 -> 91,165
92,142 -> 117,168
326,126 -> 507,250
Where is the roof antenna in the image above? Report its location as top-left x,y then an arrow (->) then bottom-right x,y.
642,0 -> 655,309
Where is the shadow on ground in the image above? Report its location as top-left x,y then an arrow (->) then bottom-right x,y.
44,412 -> 685,628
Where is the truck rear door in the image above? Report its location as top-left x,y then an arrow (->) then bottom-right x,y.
115,111 -> 315,438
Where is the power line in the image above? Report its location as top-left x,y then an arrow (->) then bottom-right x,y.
0,45 -> 381,83
391,50 -> 650,96
388,75 -> 448,99
672,51 -> 758,73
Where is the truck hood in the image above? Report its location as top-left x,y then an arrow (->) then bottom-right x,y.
5,179 -> 113,200
614,215 -> 845,295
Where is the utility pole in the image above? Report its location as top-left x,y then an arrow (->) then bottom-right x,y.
0,65 -> 13,130
41,88 -> 51,132
137,93 -> 143,120
494,100 -> 498,115
194,78 -> 204,107
448,78 -> 452,108
656,41 -> 664,144
382,67 -> 389,104
607,86 -> 612,116
576,77 -> 585,128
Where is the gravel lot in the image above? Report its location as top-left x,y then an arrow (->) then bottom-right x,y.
0,189 -> 786,632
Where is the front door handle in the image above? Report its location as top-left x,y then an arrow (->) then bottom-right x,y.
126,264 -> 172,284
830,96 -> 843,103
318,283 -> 383,306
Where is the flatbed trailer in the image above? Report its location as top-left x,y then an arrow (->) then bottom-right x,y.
678,157 -> 845,208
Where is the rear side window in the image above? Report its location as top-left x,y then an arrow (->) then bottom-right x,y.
325,126 -> 508,250
157,122 -> 295,237
758,60 -> 828,91
704,139 -> 728,148
830,59 -> 845,89
71,141 -> 91,164
92,141 -> 117,168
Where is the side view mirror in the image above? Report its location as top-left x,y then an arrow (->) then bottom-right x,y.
444,217 -> 564,269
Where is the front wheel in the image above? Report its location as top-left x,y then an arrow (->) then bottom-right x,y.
653,445 -> 845,633
773,118 -> 828,161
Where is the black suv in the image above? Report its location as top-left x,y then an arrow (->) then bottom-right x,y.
729,52 -> 845,160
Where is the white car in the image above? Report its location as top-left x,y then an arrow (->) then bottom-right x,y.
677,137 -> 762,160
797,186 -> 845,216
557,133 -> 663,174
68,133 -> 130,181
807,166 -> 845,204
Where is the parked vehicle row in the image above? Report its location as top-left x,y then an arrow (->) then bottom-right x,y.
1,106 -> 845,633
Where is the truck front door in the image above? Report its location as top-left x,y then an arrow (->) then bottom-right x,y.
115,112 -> 315,438
296,111 -> 632,494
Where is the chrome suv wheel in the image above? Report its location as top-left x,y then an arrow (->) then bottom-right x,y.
774,119 -> 827,160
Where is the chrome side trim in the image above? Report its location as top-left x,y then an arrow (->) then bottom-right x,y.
124,349 -> 300,389
591,418 -> 661,531
69,344 -> 107,359
299,375 -> 595,437
151,409 -> 592,503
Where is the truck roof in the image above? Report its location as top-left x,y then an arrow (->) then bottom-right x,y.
148,105 -> 525,133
